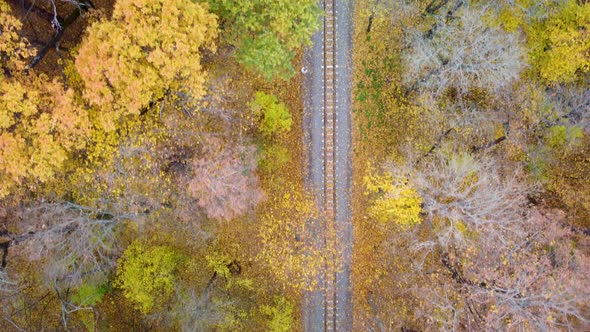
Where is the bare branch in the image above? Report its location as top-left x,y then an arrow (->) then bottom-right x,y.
187,141 -> 264,221
403,5 -> 526,97
28,0 -> 92,68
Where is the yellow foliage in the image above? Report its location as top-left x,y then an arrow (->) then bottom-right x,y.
528,0 -> 590,83
0,75 -> 90,198
492,0 -> 534,32
455,221 -> 467,234
364,162 -> 422,228
366,172 -> 422,228
546,138 -> 590,227
64,109 -> 171,210
490,0 -> 589,83
75,0 -> 218,130
115,241 -> 183,314
205,250 -> 254,291
363,167 -> 394,195
0,0 -> 35,73
352,2 -> 431,160
259,297 -> 294,332
257,185 -> 322,292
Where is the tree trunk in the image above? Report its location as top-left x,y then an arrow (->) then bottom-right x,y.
29,0 -> 92,68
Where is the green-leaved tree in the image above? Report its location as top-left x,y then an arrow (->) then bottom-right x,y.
115,241 -> 183,314
208,0 -> 320,80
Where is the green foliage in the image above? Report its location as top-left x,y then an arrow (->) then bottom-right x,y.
71,283 -> 110,306
355,41 -> 401,131
239,33 -> 295,81
527,0 -> 590,84
205,251 -> 254,290
354,26 -> 427,155
527,150 -> 549,182
208,0 -> 320,80
546,125 -> 584,149
258,144 -> 291,174
115,241 -> 183,314
75,311 -> 96,332
527,124 -> 584,182
249,92 -> 292,138
206,251 -> 233,280
260,297 -> 294,332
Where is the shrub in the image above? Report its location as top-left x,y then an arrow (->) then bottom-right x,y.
115,241 -> 183,313
249,92 -> 292,138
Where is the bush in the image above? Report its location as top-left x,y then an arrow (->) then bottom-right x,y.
115,241 -> 183,313
249,92 -> 292,139
260,297 -> 294,332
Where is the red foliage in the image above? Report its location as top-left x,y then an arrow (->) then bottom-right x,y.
187,141 -> 264,221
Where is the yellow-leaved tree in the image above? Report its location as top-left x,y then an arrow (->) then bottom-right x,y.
490,0 -> 589,84
0,0 -> 90,198
75,0 -> 218,130
0,0 -> 35,73
0,76 -> 91,198
527,0 -> 590,83
115,241 -> 184,314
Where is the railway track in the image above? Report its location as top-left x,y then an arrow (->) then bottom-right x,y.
302,0 -> 351,329
323,0 -> 338,329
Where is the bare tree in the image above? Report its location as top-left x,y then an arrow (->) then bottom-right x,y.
377,151 -> 589,331
443,211 -> 589,331
403,5 -> 526,97
0,202 -> 130,329
172,287 -> 232,332
187,140 -> 264,221
393,150 -> 530,251
14,202 -> 124,290
547,83 -> 590,130
0,269 -> 17,295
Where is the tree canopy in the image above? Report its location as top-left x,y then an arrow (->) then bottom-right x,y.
1,0 -> 588,330
75,0 -> 218,130
208,0 -> 320,80
115,242 -> 183,314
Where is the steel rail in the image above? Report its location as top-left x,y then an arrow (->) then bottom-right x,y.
323,0 -> 338,329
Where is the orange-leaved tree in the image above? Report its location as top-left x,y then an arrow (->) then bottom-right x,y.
1,0 -> 90,198
0,0 -> 35,74
0,76 -> 90,198
75,0 -> 218,130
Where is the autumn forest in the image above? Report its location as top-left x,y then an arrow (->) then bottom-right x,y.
0,0 -> 589,331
